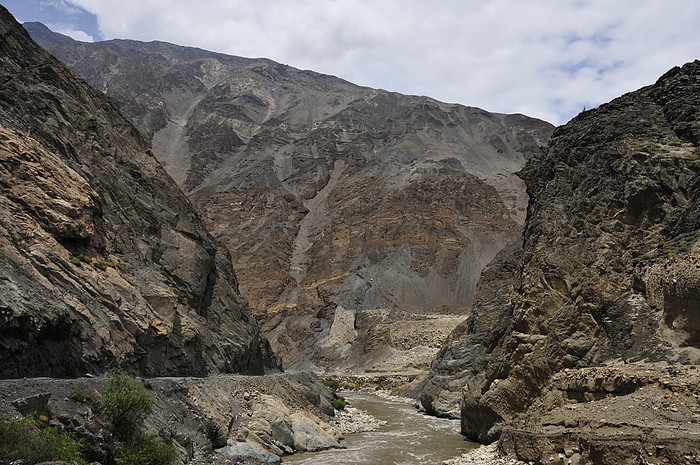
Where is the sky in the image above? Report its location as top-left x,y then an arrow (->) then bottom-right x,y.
3,0 -> 699,126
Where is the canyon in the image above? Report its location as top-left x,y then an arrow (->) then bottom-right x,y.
0,4 -> 697,464
24,21 -> 554,373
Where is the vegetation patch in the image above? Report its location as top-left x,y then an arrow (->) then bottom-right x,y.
93,259 -> 116,271
99,368 -> 155,441
116,432 -> 177,465
331,396 -> 346,411
0,415 -> 87,464
69,389 -> 99,404
323,379 -> 341,391
69,254 -> 92,267
634,229 -> 700,264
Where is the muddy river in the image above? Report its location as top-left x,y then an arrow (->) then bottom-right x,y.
283,392 -> 478,464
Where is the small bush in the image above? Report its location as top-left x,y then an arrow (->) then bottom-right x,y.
331,396 -> 346,411
323,379 -> 340,391
99,369 -> 154,441
70,390 -> 98,404
70,254 -> 92,267
117,432 -> 176,465
39,425 -> 86,463
93,259 -> 116,271
0,415 -> 86,464
36,405 -> 53,424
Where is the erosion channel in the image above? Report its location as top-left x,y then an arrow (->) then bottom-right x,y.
284,392 -> 477,464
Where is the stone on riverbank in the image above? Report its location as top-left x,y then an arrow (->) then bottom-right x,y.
442,443 -> 526,465
329,406 -> 387,435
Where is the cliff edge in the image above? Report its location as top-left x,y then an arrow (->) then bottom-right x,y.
423,60 -> 700,464
0,6 -> 279,377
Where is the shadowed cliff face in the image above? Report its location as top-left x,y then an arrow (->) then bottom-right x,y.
26,23 -> 554,372
421,60 -> 700,453
0,8 -> 279,377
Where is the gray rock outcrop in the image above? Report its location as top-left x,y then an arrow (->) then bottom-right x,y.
421,60 -> 700,463
0,6 -> 279,377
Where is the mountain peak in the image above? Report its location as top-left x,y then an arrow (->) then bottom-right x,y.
22,21 -> 76,47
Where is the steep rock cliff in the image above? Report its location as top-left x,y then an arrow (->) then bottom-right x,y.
26,23 -> 554,371
422,60 -> 700,459
0,7 -> 279,377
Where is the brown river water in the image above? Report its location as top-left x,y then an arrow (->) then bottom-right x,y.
283,392 -> 478,464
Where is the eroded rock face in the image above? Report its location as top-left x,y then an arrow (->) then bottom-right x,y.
0,7 -> 279,377
419,242 -> 522,420
499,363 -> 700,465
421,60 -> 700,449
26,23 -> 554,371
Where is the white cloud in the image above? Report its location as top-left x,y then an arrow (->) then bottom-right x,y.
50,24 -> 94,41
64,0 -> 700,125
40,0 -> 86,16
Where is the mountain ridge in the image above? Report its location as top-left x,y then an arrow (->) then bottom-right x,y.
25,23 -> 554,372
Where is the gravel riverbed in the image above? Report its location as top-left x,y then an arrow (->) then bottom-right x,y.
442,443 -> 527,465
329,405 -> 388,435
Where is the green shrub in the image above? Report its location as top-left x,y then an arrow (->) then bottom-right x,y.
117,432 -> 176,465
323,379 -> 340,391
0,416 -> 86,464
99,369 -> 154,441
93,259 -> 116,271
70,254 -> 92,267
331,396 -> 346,411
39,425 -> 86,463
70,390 -> 99,404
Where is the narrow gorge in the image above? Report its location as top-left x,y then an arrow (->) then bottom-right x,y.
26,21 -> 554,373
0,4 -> 698,465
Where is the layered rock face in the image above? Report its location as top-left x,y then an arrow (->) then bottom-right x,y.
0,7 -> 278,377
422,60 -> 700,462
26,23 -> 554,371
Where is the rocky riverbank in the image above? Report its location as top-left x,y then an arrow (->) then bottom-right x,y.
443,443 -> 526,465
328,405 -> 387,435
285,391 -> 472,465
0,372 -> 344,464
